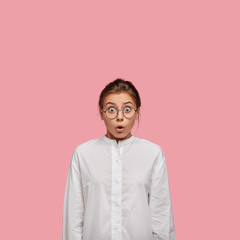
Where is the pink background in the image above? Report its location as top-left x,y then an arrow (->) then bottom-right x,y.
1,1 -> 239,239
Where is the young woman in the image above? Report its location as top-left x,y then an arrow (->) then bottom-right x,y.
62,78 -> 176,240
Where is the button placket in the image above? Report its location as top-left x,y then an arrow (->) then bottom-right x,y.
111,144 -> 122,240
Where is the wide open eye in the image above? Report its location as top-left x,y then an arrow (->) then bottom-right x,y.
108,107 -> 116,112
124,107 -> 131,112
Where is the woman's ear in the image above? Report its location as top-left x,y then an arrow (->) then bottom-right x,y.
136,107 -> 140,120
99,107 -> 104,120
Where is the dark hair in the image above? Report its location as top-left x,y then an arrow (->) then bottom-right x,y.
98,78 -> 141,126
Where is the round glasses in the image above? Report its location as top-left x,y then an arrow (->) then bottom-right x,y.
103,106 -> 137,119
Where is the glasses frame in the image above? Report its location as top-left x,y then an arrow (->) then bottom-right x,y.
103,106 -> 138,119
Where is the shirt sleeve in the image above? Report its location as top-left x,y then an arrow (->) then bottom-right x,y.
62,149 -> 85,240
148,148 -> 176,240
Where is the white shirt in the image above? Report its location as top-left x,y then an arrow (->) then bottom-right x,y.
62,135 -> 176,240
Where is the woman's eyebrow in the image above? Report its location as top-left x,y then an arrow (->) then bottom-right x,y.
105,101 -> 133,106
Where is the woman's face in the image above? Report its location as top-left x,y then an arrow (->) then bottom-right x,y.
99,92 -> 140,142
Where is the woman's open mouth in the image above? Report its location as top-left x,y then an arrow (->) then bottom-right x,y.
115,125 -> 125,132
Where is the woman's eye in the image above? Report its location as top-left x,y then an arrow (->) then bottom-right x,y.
124,107 -> 131,112
108,107 -> 115,112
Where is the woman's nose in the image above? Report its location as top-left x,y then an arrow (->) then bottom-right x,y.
117,110 -> 124,119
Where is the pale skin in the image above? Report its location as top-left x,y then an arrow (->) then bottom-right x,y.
99,92 -> 140,144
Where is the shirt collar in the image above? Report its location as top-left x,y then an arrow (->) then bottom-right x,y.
102,134 -> 135,146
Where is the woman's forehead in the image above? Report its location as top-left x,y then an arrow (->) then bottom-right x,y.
104,92 -> 135,105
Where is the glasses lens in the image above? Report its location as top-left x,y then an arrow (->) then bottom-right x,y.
106,107 -> 118,119
123,106 -> 135,118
